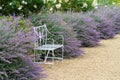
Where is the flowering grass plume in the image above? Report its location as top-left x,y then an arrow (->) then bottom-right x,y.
0,16 -> 45,80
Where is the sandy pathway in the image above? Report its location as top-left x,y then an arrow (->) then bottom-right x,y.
41,35 -> 120,80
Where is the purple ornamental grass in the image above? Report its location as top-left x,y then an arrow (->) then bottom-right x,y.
94,17 -> 115,39
34,12 -> 84,57
113,14 -> 120,34
64,27 -> 84,57
0,52 -> 45,80
75,25 -> 100,47
90,6 -> 119,36
45,12 -> 100,47
108,7 -> 120,34
0,16 -> 35,54
70,12 -> 100,46
69,14 -> 100,47
0,16 -> 45,80
17,55 -> 45,80
96,22 -> 115,39
32,6 -> 120,57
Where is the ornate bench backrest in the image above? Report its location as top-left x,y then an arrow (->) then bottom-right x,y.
34,24 -> 48,47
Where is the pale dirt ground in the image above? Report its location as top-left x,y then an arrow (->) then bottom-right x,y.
41,34 -> 120,80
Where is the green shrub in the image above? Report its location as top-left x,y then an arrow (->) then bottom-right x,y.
44,0 -> 94,12
0,0 -> 44,16
114,0 -> 120,6
97,0 -> 120,6
70,0 -> 94,12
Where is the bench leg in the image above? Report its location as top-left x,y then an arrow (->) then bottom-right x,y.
44,50 -> 50,63
52,50 -> 55,65
62,46 -> 64,60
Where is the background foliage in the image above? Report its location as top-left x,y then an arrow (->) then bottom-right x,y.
98,0 -> 120,6
44,0 -> 94,12
1,0 -> 120,16
0,0 -> 44,16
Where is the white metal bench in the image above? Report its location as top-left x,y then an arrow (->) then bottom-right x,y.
33,24 -> 64,65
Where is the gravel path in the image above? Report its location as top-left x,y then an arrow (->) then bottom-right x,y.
41,35 -> 120,80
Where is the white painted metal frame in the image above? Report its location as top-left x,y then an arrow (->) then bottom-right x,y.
34,24 -> 64,65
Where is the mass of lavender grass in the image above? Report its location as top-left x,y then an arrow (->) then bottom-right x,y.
113,14 -> 120,34
96,19 -> 115,39
0,16 -> 45,80
31,12 -> 84,57
0,6 -> 120,80
31,6 -> 120,57
63,27 -> 84,57
69,14 -> 100,47
90,7 -> 116,39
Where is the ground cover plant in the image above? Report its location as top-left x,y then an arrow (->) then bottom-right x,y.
0,16 -> 45,80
